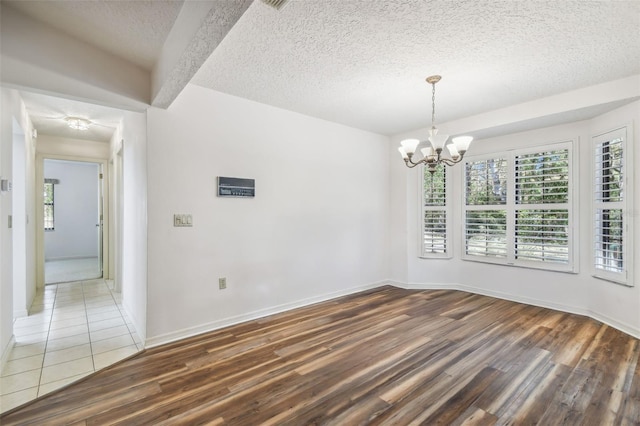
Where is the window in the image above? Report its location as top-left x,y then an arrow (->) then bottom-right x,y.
421,164 -> 449,257
593,127 -> 632,285
464,158 -> 508,258
463,142 -> 574,272
514,149 -> 570,264
44,180 -> 55,231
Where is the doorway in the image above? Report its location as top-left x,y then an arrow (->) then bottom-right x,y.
42,159 -> 104,284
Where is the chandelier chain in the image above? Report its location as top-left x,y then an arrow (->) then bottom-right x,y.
431,82 -> 436,129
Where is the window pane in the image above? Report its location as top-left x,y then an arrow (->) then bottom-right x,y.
595,138 -> 623,202
515,209 -> 569,263
423,165 -> 447,256
423,210 -> 446,254
424,165 -> 446,206
466,159 -> 507,205
515,150 -> 569,204
44,182 -> 54,231
595,208 -> 623,273
465,210 -> 507,257
44,183 -> 54,204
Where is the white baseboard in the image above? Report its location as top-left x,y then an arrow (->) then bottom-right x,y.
390,281 -> 640,339
145,280 -> 385,348
122,303 -> 146,349
1,335 -> 16,373
45,255 -> 99,262
13,308 -> 29,319
145,279 -> 640,348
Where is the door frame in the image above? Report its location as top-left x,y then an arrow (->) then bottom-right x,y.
35,153 -> 110,289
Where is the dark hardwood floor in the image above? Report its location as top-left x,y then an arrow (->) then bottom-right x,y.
2,286 -> 639,425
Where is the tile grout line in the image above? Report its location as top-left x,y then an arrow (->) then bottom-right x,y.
0,286 -> 52,404
110,282 -> 139,350
82,280 -> 97,374
2,279 -> 138,411
36,283 -> 57,398
104,280 -> 138,358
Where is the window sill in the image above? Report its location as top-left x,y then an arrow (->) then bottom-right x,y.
461,256 -> 578,274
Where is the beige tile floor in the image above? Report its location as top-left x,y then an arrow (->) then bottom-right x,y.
0,279 -> 142,413
45,257 -> 102,284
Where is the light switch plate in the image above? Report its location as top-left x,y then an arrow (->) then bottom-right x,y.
173,214 -> 193,227
0,178 -> 11,192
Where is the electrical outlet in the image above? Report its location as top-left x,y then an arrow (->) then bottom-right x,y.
219,277 -> 227,290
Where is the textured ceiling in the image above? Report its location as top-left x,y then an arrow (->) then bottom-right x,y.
7,0 -> 640,139
3,0 -> 184,71
192,0 -> 640,135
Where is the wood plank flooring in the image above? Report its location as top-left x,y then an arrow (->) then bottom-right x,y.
2,286 -> 639,425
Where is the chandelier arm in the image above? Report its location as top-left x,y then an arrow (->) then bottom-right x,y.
403,158 -> 423,168
438,154 -> 466,167
438,159 -> 458,167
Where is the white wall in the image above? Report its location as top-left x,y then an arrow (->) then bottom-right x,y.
43,160 -> 100,260
145,84 -> 390,345
391,100 -> 640,337
113,111 -> 148,343
10,116 -> 37,318
37,135 -> 110,159
1,88 -> 36,363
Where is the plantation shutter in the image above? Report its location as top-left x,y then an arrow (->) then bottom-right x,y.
422,165 -> 448,256
464,158 -> 507,259
514,149 -> 570,264
593,130 -> 626,279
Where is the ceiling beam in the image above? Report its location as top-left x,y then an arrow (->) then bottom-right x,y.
151,0 -> 254,109
394,74 -> 640,142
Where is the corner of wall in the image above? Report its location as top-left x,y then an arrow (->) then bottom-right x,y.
0,335 -> 16,374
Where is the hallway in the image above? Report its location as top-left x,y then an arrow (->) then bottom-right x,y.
45,257 -> 102,284
0,279 -> 142,413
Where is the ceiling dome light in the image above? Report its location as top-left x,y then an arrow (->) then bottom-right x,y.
65,116 -> 92,130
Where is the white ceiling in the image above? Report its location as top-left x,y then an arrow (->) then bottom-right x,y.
21,92 -> 124,143
192,0 -> 640,135
4,0 -> 183,71
7,0 -> 640,140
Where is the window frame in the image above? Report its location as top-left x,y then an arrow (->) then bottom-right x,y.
419,163 -> 452,259
461,140 -> 577,273
592,126 -> 634,286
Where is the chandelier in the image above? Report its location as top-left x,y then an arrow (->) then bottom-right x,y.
398,75 -> 473,172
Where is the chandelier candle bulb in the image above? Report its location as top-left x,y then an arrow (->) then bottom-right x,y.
428,133 -> 449,151
398,146 -> 409,159
446,144 -> 460,159
400,138 -> 420,155
452,136 -> 473,152
421,146 -> 437,162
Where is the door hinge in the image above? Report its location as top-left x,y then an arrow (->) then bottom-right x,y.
99,173 -> 103,179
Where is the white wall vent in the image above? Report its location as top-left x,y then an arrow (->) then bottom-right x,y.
261,0 -> 289,10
